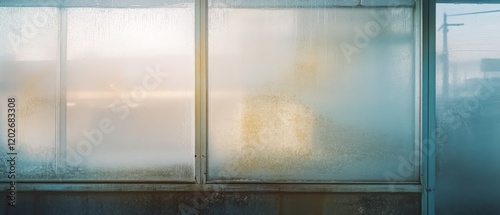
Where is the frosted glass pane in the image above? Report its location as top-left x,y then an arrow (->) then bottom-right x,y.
65,6 -> 195,180
208,4 -> 420,181
436,4 -> 500,214
0,7 -> 59,180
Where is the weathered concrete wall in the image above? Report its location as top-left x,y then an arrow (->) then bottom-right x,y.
1,191 -> 420,215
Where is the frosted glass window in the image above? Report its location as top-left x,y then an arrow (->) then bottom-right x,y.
64,6 -> 195,180
0,7 -> 59,180
207,2 -> 420,181
436,3 -> 500,213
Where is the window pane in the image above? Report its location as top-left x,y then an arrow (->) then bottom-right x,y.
208,2 -> 420,181
0,7 -> 59,180
436,3 -> 500,213
64,6 -> 195,180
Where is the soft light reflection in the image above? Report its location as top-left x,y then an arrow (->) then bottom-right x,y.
67,8 -> 194,59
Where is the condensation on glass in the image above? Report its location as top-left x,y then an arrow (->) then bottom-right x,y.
0,7 -> 59,180
0,2 -> 195,181
65,6 -> 195,180
436,3 -> 500,214
207,0 -> 420,182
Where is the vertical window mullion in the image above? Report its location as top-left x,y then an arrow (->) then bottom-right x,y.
422,0 -> 437,214
195,0 -> 209,184
57,7 -> 68,175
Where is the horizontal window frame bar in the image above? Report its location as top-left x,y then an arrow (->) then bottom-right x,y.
0,0 -> 420,8
2,180 -> 420,184
12,183 -> 421,193
206,180 -> 420,184
0,5 -> 415,8
0,5 -> 192,8
210,0 -> 415,8
0,0 -> 192,7
437,0 -> 500,3
0,0 -> 416,9
207,5 -> 415,9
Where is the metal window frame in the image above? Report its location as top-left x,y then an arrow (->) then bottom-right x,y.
195,0 -> 427,200
195,0 -> 208,186
4,0 -> 435,214
422,0 -> 436,214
